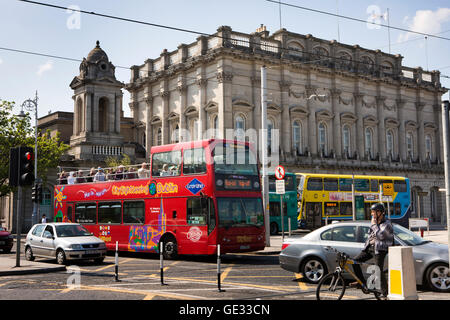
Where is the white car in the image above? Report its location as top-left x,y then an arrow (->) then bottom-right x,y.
25,223 -> 107,265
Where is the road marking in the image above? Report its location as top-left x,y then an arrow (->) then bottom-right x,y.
221,266 -> 233,282
92,258 -> 134,272
295,273 -> 310,290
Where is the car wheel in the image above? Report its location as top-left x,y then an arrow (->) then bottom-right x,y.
426,263 -> 450,292
56,249 -> 67,265
25,246 -> 35,261
301,257 -> 327,284
270,222 -> 279,235
160,235 -> 178,260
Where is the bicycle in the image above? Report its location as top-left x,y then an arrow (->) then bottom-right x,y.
316,246 -> 387,300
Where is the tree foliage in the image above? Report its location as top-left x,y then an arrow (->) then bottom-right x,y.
0,99 -> 69,197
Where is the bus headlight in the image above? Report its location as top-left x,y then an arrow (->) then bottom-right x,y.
253,181 -> 260,189
216,179 -> 223,187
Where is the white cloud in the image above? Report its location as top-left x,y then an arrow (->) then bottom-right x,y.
399,8 -> 450,42
0,58 -> 3,65
37,60 -> 53,76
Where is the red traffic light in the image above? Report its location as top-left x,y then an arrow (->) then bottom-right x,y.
25,152 -> 34,161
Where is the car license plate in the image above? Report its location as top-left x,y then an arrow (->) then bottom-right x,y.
86,250 -> 101,254
240,245 -> 250,250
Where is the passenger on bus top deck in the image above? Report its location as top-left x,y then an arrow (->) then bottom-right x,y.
94,167 -> 106,182
67,171 -> 76,185
86,167 -> 96,183
137,162 -> 149,179
115,165 -> 126,180
59,171 -> 68,185
127,167 -> 138,179
76,170 -> 86,184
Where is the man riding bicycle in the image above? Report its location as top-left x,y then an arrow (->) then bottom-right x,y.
352,203 -> 394,298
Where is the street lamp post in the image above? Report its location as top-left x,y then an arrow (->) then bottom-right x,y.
20,91 -> 39,226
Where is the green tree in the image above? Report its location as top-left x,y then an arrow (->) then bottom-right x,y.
105,154 -> 131,169
0,99 -> 69,197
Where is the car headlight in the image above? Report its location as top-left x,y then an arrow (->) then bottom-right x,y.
70,244 -> 83,250
98,242 -> 106,248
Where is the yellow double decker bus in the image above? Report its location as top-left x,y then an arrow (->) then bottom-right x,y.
296,173 -> 411,230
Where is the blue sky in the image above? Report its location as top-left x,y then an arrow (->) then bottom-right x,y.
1,0 -> 450,118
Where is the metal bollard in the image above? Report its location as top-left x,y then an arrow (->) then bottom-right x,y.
160,241 -> 166,286
217,244 -> 225,292
114,241 -> 120,282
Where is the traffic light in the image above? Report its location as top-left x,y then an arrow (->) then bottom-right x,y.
18,146 -> 35,186
31,184 -> 37,202
37,183 -> 43,203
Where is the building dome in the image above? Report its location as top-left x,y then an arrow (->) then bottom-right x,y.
86,41 -> 109,63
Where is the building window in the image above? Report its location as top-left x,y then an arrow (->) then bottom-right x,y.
157,127 -> 162,146
365,127 -> 373,158
292,120 -> 302,155
342,125 -> 351,157
234,114 -> 245,141
425,135 -> 432,159
386,129 -> 394,158
406,132 -> 414,158
318,122 -> 327,155
172,124 -> 179,143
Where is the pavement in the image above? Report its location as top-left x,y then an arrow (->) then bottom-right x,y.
0,229 -> 448,276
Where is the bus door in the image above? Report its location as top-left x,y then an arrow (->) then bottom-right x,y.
305,202 -> 323,230
65,203 -> 74,222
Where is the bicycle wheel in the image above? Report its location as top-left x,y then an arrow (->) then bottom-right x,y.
316,272 -> 346,300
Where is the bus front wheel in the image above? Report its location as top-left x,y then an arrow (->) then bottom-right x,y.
270,222 -> 279,235
160,235 -> 178,260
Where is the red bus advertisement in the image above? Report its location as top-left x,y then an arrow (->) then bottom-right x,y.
54,139 -> 265,258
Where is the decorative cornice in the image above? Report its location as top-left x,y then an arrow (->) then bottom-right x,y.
216,71 -> 233,83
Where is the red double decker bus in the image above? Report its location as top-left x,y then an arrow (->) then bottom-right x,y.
54,139 -> 265,258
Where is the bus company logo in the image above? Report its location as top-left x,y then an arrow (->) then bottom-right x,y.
112,184 -> 149,196
187,227 -> 202,242
54,186 -> 67,209
148,181 -> 157,195
185,179 -> 205,195
156,182 -> 178,195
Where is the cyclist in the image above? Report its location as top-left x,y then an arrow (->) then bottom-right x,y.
351,203 -> 394,298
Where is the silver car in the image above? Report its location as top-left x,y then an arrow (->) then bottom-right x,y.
25,223 -> 107,265
279,221 -> 450,292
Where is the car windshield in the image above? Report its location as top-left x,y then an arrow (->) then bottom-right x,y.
55,225 -> 92,237
394,224 -> 430,246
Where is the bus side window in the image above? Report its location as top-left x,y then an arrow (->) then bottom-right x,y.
307,178 -> 323,191
370,179 -> 379,192
183,148 -> 206,175
187,198 -> 207,225
152,151 -> 182,177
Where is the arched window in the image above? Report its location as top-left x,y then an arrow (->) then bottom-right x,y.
386,129 -> 394,158
157,127 -> 162,146
318,122 -> 327,155
406,132 -> 414,158
342,125 -> 351,156
425,135 -> 432,159
365,127 -> 373,158
172,124 -> 179,143
292,121 -> 302,155
235,114 -> 245,141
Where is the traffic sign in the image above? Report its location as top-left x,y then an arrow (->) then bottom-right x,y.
276,180 -> 285,194
382,183 -> 394,196
274,165 -> 285,180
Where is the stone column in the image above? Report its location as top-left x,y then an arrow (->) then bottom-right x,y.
416,102 -> 425,162
115,92 -> 122,134
177,84 -> 187,142
396,99 -> 406,161
306,85 -> 317,155
161,90 -> 170,145
196,68 -> 207,141
433,103 -> 442,162
376,96 -> 386,160
280,80 -> 291,156
93,95 -> 99,132
216,68 -> 233,139
145,96 -> 153,159
354,93 -> 364,159
331,89 -> 341,158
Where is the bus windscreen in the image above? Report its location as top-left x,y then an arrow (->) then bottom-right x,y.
213,143 -> 258,175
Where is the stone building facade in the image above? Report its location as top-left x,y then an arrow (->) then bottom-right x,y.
126,25 -> 448,226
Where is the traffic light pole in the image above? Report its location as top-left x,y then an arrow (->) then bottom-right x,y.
15,186 -> 23,268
